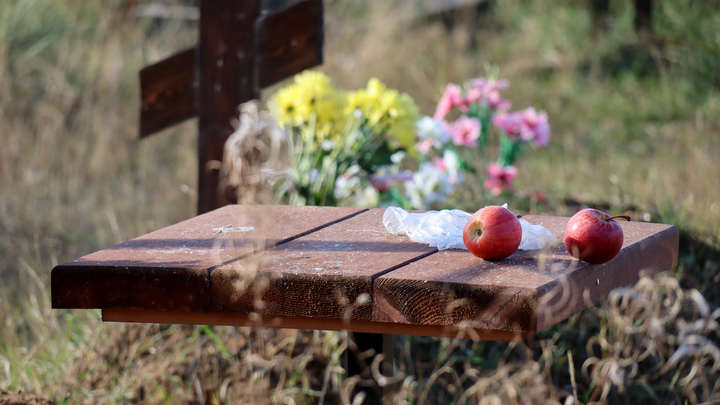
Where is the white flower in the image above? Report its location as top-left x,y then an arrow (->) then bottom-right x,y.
321,140 -> 335,151
390,151 -> 407,165
334,174 -> 379,208
416,116 -> 450,144
308,168 -> 319,185
441,149 -> 463,184
345,164 -> 362,177
404,162 -> 453,209
334,174 -> 361,200
358,185 -> 380,207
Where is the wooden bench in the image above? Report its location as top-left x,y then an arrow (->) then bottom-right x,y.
50,204 -> 678,336
50,204 -> 678,401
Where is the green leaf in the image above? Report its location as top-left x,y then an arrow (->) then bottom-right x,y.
357,140 -> 395,173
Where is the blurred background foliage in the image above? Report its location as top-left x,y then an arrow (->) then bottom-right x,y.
1,0 -> 719,403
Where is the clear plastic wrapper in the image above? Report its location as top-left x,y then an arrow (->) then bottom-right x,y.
383,206 -> 557,251
518,219 -> 558,250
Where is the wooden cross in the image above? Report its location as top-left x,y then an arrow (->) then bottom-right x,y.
138,0 -> 324,214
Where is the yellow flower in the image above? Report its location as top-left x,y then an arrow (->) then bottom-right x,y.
386,92 -> 420,153
269,71 -> 346,143
270,72 -> 419,153
345,78 -> 420,153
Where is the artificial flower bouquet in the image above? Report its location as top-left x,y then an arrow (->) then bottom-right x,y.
269,71 -> 419,207
415,76 -> 550,198
266,70 -> 550,209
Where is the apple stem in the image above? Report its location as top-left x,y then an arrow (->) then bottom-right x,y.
607,215 -> 631,222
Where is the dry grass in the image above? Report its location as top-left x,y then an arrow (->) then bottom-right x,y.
1,0 -> 719,403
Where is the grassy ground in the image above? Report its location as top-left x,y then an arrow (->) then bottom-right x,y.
1,0 -> 719,403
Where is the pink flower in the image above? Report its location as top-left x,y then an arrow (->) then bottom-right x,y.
432,150 -> 463,184
484,163 -> 518,195
520,107 -> 551,147
415,138 -> 435,155
492,112 -> 524,140
493,108 -> 551,147
470,77 -> 512,111
433,84 -> 464,120
534,122 -> 550,147
464,87 -> 482,105
470,77 -> 510,92
448,116 -> 481,147
486,92 -> 512,111
432,156 -> 447,171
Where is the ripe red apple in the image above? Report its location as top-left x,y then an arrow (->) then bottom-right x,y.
463,205 -> 522,260
563,208 -> 631,264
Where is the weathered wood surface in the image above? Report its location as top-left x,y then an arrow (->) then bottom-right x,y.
255,0 -> 324,88
52,206 -> 679,341
373,215 -> 678,337
209,209 -> 437,320
196,0 -> 261,215
139,48 -> 197,137
51,205 -> 364,311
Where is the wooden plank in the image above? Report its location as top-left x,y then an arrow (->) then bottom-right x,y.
255,0 -> 324,88
51,205 -> 365,311
373,215 -> 679,335
102,308 -> 527,341
533,216 -> 679,331
208,209 -> 437,320
139,47 -> 197,138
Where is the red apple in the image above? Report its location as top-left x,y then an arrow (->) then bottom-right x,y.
564,208 -> 631,264
463,205 -> 522,260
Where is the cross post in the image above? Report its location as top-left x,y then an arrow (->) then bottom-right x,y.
138,0 -> 324,214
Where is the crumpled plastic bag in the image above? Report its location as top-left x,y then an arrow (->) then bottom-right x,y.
383,205 -> 557,251
383,206 -> 471,250
518,219 -> 558,250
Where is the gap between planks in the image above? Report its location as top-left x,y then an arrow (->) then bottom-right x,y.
206,207 -> 370,273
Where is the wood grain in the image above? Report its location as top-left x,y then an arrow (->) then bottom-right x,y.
195,0 -> 261,214
51,205 -> 365,310
139,47 -> 196,138
532,215 -> 680,330
209,209 -> 437,320
255,0 -> 324,88
52,207 -> 679,341
373,215 -> 679,335
102,308 -> 528,341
